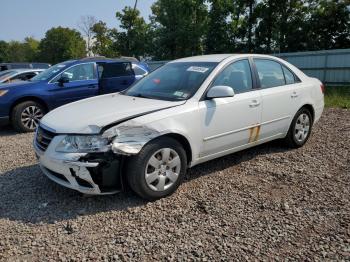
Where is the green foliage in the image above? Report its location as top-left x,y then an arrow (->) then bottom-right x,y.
38,27 -> 86,64
150,0 -> 208,59
324,86 -> 350,109
115,6 -> 150,59
91,21 -> 119,57
205,0 -> 232,53
0,41 -> 9,62
308,0 -> 350,50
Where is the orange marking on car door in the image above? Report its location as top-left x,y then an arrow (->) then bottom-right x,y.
248,127 -> 254,143
254,125 -> 261,142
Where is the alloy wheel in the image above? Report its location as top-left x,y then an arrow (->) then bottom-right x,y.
21,106 -> 43,130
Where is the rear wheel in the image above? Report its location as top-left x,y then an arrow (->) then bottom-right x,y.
127,137 -> 187,200
284,107 -> 313,148
11,101 -> 45,132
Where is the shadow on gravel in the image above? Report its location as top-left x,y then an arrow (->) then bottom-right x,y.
0,125 -> 19,137
0,141 -> 290,224
187,140 -> 289,180
0,164 -> 146,224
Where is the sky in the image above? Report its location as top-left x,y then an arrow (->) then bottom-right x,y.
0,0 -> 155,41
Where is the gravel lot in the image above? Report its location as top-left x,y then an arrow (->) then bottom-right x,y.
0,108 -> 349,261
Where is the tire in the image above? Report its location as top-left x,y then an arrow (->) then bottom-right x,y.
126,136 -> 187,200
284,107 -> 313,148
11,101 -> 46,132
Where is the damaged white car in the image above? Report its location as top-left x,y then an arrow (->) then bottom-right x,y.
33,54 -> 324,200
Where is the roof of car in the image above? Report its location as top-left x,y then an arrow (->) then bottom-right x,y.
60,57 -> 141,67
2,68 -> 44,74
172,54 -> 237,63
171,54 -> 281,63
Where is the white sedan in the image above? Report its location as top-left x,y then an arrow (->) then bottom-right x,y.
33,54 -> 324,200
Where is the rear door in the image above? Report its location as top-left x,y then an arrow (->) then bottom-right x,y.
97,62 -> 136,94
253,58 -> 302,140
49,62 -> 99,108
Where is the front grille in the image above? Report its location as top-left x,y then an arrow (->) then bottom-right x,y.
35,126 -> 56,152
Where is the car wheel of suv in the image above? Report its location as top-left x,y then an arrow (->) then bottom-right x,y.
11,101 -> 45,132
284,107 -> 313,148
127,136 -> 187,200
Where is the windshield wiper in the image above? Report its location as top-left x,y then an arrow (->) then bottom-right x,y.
131,93 -> 154,99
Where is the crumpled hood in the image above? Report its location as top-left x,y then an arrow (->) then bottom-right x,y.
41,93 -> 184,134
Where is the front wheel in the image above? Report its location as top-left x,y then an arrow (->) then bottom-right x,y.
127,137 -> 187,200
11,101 -> 46,132
284,107 -> 313,148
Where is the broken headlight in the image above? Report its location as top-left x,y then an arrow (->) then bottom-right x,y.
55,135 -> 110,153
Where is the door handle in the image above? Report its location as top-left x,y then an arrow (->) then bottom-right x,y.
249,100 -> 260,108
87,84 -> 97,89
291,92 -> 299,98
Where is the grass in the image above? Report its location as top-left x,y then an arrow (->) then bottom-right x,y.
324,86 -> 350,109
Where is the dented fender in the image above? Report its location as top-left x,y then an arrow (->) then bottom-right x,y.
101,120 -> 162,155
104,119 -> 191,156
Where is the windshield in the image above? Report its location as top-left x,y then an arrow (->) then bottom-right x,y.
31,63 -> 68,81
124,62 -> 218,101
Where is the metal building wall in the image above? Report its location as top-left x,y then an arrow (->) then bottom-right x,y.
274,49 -> 350,85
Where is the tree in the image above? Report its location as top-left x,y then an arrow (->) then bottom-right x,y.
23,37 -> 40,61
91,21 -> 119,57
77,15 -> 97,56
6,41 -> 28,62
150,0 -> 208,59
0,41 -> 9,62
38,27 -> 86,64
308,0 -> 350,50
115,6 -> 150,58
205,0 -> 232,53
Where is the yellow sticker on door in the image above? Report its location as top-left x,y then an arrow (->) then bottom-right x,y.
248,125 -> 261,143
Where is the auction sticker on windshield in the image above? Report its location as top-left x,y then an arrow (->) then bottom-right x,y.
187,66 -> 209,73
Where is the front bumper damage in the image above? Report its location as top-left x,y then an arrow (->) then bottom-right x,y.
34,121 -> 164,195
34,135 -> 125,195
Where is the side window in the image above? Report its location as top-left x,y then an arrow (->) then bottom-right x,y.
212,59 -> 253,94
132,64 -> 146,76
100,62 -> 134,79
14,72 -> 36,81
282,65 -> 296,85
255,59 -> 285,88
61,63 -> 96,81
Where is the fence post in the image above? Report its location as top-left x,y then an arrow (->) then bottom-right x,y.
323,51 -> 328,83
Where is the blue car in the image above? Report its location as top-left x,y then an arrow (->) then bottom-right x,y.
0,57 -> 149,132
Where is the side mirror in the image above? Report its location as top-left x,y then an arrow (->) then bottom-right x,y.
207,85 -> 235,99
58,74 -> 70,86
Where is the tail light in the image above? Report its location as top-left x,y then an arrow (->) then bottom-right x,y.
320,83 -> 325,94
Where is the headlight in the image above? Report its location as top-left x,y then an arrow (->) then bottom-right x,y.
55,135 -> 110,153
0,90 -> 8,97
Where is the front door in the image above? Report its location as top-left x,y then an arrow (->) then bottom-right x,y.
49,63 -> 99,108
199,59 -> 262,158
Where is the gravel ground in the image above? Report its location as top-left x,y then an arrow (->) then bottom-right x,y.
0,108 -> 349,261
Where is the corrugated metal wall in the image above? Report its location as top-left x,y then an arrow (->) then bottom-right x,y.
147,48 -> 350,85
275,49 -> 350,85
